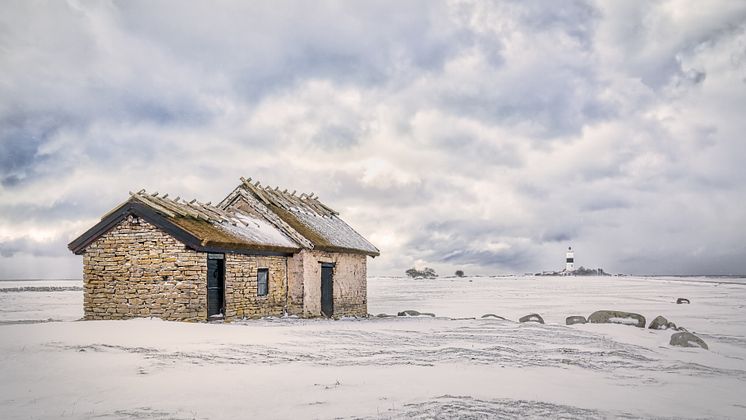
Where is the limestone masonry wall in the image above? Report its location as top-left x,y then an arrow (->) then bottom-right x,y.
224,254 -> 287,320
287,252 -> 305,316
301,250 -> 367,317
82,214 -> 369,322
331,252 -> 367,317
82,215 -> 207,321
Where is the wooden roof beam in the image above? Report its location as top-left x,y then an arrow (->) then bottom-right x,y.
151,195 -> 206,220
307,200 -> 328,215
192,201 -> 234,224
129,192 -> 177,218
285,190 -> 310,209
317,201 -> 339,216
180,202 -> 210,220
274,190 -> 297,210
241,177 -> 271,205
261,188 -> 289,210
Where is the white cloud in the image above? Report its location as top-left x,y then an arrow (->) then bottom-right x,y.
1,0 -> 745,277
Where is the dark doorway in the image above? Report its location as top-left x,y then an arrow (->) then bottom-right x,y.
207,254 -> 225,318
320,263 -> 334,317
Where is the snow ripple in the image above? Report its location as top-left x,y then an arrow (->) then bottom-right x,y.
352,395 -> 675,420
47,319 -> 746,382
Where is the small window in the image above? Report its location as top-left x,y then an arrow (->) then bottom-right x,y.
257,268 -> 269,296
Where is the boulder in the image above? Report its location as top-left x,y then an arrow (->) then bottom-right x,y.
397,310 -> 435,317
398,310 -> 420,316
375,313 -> 395,318
670,331 -> 708,350
648,315 -> 677,330
519,313 -> 544,324
566,315 -> 587,325
677,298 -> 690,304
588,310 -> 646,328
481,314 -> 507,320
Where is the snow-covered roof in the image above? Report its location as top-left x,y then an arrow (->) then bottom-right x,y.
68,190 -> 300,255
70,178 -> 379,257
219,177 -> 379,256
129,191 -> 299,251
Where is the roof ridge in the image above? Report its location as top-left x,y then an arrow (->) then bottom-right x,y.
238,176 -> 338,217
130,190 -> 256,227
222,187 -> 315,249
225,177 -> 377,256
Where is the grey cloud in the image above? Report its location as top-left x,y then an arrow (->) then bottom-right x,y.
402,219 -> 539,270
596,3 -> 746,90
618,248 -> 746,276
540,231 -> 573,243
540,226 -> 578,243
427,1 -> 612,139
311,124 -> 362,149
580,198 -> 630,212
311,170 -> 436,211
433,70 -> 614,139
116,1 -> 470,94
0,199 -> 99,224
433,135 -> 522,169
1,1 -> 745,278
439,247 -> 536,269
0,236 -> 70,258
0,0 -> 468,190
0,112 -> 65,185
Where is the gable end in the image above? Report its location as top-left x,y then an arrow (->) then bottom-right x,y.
68,202 -> 202,255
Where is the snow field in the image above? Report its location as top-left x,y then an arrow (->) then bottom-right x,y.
0,275 -> 744,419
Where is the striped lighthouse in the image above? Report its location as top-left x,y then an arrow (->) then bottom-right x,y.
565,247 -> 575,272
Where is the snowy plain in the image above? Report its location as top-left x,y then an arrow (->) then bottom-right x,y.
1,275 -> 745,419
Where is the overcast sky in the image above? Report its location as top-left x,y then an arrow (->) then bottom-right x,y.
1,0 -> 745,279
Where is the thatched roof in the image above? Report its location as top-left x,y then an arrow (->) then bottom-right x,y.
68,190 -> 300,255
219,177 -> 380,257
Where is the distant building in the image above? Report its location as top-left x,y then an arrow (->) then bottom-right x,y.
68,177 -> 379,322
565,247 -> 575,272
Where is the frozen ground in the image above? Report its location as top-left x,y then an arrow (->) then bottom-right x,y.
1,276 -> 745,419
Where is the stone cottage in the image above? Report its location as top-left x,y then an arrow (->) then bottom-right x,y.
68,178 -> 379,322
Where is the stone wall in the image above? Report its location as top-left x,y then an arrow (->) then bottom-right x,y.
331,252 -> 368,317
224,254 -> 287,320
286,252 -> 305,316
300,250 -> 367,318
223,194 -> 370,318
81,213 -> 368,322
82,215 -> 207,321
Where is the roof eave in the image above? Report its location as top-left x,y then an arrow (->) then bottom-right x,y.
313,245 -> 380,257
197,241 -> 300,256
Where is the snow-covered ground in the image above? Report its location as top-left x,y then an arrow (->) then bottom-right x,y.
1,276 -> 745,419
0,279 -> 83,323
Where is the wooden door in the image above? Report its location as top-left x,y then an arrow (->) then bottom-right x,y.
321,264 -> 334,317
207,255 -> 225,317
